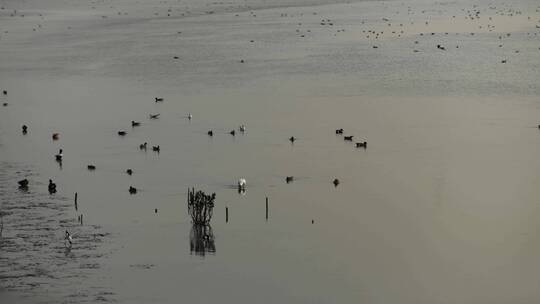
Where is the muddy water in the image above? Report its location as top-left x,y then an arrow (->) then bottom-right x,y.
1,0 -> 540,303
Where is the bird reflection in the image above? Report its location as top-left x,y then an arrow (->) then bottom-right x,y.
189,224 -> 215,257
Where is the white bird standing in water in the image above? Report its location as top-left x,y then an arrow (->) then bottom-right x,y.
238,178 -> 247,191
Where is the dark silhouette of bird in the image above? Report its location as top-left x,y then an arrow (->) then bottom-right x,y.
18,178 -> 29,188
286,176 -> 294,183
55,149 -> 63,162
335,128 -> 344,134
126,169 -> 133,175
48,179 -> 57,194
289,136 -> 296,143
333,179 -> 340,187
22,125 -> 28,134
129,186 -> 137,194
52,133 -> 59,140
230,130 -> 236,136
139,142 -> 147,150
118,130 -> 127,136
152,145 -> 160,152
155,97 -> 163,102
344,136 -> 353,141
149,113 -> 160,119
87,165 -> 96,170
208,130 -> 213,136
356,142 -> 367,148
131,120 -> 141,127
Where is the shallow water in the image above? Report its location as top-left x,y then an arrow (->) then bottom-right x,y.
1,0 -> 540,302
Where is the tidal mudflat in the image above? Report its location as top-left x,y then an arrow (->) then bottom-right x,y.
1,0 -> 540,302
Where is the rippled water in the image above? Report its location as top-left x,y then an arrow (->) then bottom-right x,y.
0,162 -> 114,303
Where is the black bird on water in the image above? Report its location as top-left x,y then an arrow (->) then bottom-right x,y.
344,136 -> 353,141
22,125 -> 28,134
87,165 -> 96,170
126,169 -> 133,175
286,176 -> 294,183
48,179 -> 57,194
356,141 -> 367,148
139,142 -> 147,150
152,145 -> 160,152
333,179 -> 340,187
131,120 -> 141,127
118,130 -> 127,136
129,186 -> 137,194
230,130 -> 236,136
149,114 -> 160,119
335,128 -> 344,134
289,136 -> 296,143
18,178 -> 29,189
155,97 -> 163,102
208,130 -> 213,136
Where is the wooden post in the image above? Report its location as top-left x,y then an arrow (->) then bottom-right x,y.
74,192 -> 78,211
226,207 -> 229,223
265,197 -> 268,221
80,214 -> 83,225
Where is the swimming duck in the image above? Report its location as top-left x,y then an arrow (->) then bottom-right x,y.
118,130 -> 127,136
87,165 -> 96,170
131,120 -> 141,127
356,141 -> 367,148
289,136 -> 296,143
55,149 -> 63,162
126,169 -> 133,175
18,178 -> 29,188
22,125 -> 28,134
333,179 -> 340,187
155,97 -> 164,102
129,186 -> 137,194
208,130 -> 213,136
344,136 -> 353,141
149,114 -> 160,119
335,128 -> 344,134
48,179 -> 57,194
152,145 -> 160,152
230,130 -> 236,136
286,176 -> 294,183
139,142 -> 147,150
52,133 -> 59,140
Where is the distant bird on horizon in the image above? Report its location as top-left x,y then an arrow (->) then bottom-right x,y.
87,165 -> 96,170
22,125 -> 28,134
126,169 -> 133,175
139,142 -> 147,150
286,176 -> 294,183
289,136 -> 296,143
333,179 -> 340,187
335,128 -> 344,134
129,186 -> 137,194
344,136 -> 353,141
131,120 -> 141,127
118,130 -> 127,136
208,130 -> 213,136
52,133 -> 59,140
356,142 -> 367,148
230,130 -> 236,136
155,97 -> 164,102
149,114 -> 160,119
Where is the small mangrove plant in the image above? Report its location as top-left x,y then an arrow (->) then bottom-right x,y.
187,188 -> 216,225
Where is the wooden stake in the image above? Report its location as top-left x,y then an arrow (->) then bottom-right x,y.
226,207 -> 229,223
265,197 -> 268,220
